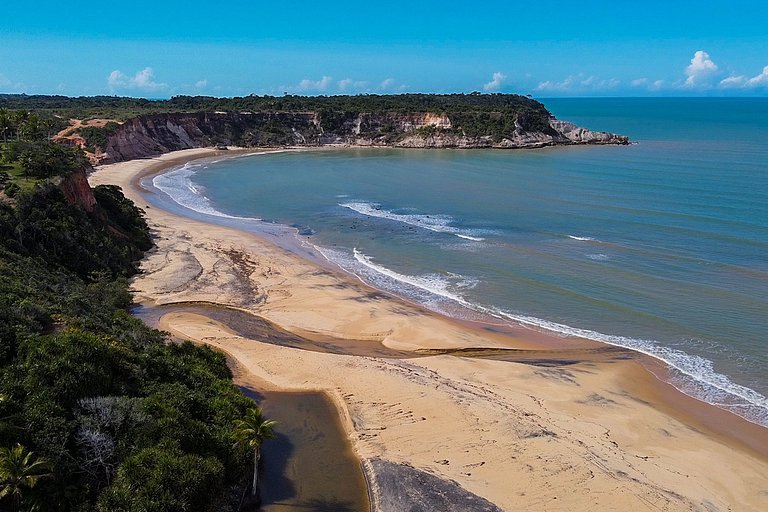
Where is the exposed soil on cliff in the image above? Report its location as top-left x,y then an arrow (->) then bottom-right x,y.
54,118 -> 122,164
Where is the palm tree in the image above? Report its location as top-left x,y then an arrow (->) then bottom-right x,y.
0,109 -> 10,143
10,111 -> 29,141
233,407 -> 276,497
0,444 -> 51,510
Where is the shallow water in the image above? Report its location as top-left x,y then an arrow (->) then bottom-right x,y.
245,390 -> 370,512
147,98 -> 768,427
132,305 -> 371,511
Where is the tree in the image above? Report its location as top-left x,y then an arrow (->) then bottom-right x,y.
233,407 -> 276,497
0,109 -> 10,143
0,444 -> 51,510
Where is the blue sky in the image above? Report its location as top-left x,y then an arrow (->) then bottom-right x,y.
1,1 -> 767,98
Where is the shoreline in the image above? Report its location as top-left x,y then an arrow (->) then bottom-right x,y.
91,148 -> 768,511
135,146 -> 767,432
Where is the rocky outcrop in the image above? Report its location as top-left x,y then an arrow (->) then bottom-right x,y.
55,165 -> 96,212
100,111 -> 628,163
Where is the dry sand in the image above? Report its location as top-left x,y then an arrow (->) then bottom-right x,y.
90,148 -> 768,512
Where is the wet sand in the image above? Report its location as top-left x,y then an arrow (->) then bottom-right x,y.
91,148 -> 768,511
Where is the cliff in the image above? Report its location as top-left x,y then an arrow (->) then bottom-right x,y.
54,165 -> 97,212
100,111 -> 628,163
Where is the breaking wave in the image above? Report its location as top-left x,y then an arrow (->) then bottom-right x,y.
316,245 -> 768,427
340,201 -> 485,241
153,162 -> 257,221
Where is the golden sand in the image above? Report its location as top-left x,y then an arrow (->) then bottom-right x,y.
90,148 -> 768,511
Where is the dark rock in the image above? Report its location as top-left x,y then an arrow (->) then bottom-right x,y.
370,458 -> 503,512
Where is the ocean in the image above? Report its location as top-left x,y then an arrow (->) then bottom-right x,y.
149,98 -> 768,427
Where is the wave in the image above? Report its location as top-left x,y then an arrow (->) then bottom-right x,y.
152,162 -> 258,221
568,235 -> 598,242
350,248 -> 477,306
151,158 -> 768,427
321,246 -> 768,427
492,310 -> 768,427
340,201 -> 485,242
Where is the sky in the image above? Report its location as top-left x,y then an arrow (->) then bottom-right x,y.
1,1 -> 767,98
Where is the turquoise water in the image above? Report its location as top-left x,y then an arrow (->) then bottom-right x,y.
151,98 -> 768,426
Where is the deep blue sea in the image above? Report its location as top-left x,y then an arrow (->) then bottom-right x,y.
150,98 -> 768,426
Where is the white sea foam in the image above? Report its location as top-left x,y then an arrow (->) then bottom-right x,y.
152,158 -> 768,427
317,245 -> 768,427
586,253 -> 610,261
152,162 -> 257,221
568,235 -> 598,242
490,310 -> 768,426
340,201 -> 485,241
351,248 -> 476,306
456,234 -> 485,242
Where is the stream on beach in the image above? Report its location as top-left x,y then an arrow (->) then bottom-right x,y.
241,389 -> 370,512
132,305 -> 371,512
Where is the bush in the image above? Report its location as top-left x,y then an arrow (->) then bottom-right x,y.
2,181 -> 19,197
19,141 -> 86,178
79,122 -> 121,152
0,172 -> 254,511
98,446 -> 225,512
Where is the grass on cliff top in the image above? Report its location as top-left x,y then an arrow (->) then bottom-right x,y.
0,161 -> 45,194
0,144 -> 57,195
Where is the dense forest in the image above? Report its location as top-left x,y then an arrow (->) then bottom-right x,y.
0,92 -> 550,121
0,93 -> 559,150
0,113 -> 268,511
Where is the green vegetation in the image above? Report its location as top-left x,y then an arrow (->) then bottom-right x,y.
0,444 -> 52,509
78,123 -> 121,153
1,93 -> 556,149
0,149 -> 268,509
1,109 -> 87,195
233,407 -> 277,498
1,92 -> 550,120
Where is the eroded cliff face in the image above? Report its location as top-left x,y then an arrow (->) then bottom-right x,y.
55,165 -> 97,213
101,111 -> 628,163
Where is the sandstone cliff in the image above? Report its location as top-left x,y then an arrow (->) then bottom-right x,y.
100,111 -> 628,163
55,165 -> 96,213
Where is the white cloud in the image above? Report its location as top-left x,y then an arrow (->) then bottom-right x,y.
377,78 -> 407,92
379,78 -> 396,91
629,78 -> 665,91
483,72 -> 506,92
718,65 -> 768,89
338,78 -> 368,92
0,73 -> 26,92
684,50 -> 719,87
108,67 -> 167,92
195,79 -> 208,89
719,75 -> 747,88
297,76 -> 333,92
746,65 -> 768,87
534,74 -> 619,93
534,77 -> 574,92
280,76 -> 334,94
107,70 -> 125,87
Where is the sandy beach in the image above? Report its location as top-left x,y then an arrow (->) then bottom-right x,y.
90,148 -> 768,511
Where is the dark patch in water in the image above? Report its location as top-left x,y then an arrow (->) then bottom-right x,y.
240,388 -> 370,512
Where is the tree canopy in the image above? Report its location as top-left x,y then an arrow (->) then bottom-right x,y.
0,175 -> 257,510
